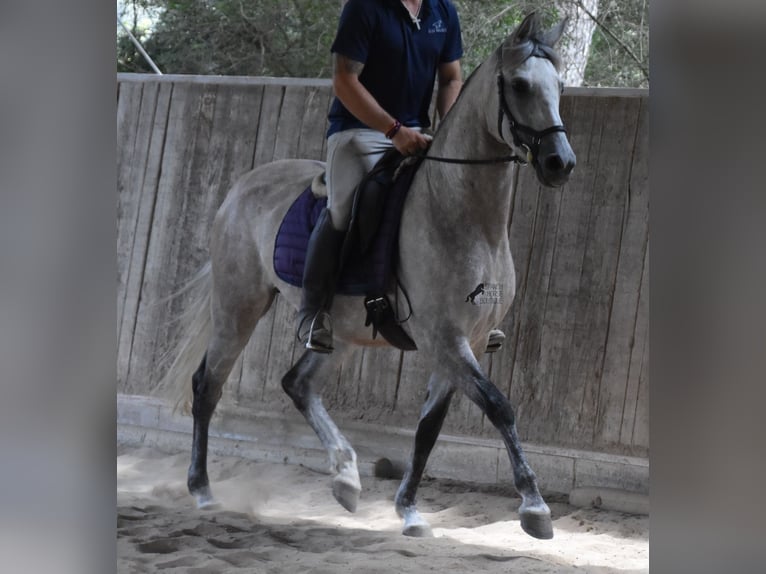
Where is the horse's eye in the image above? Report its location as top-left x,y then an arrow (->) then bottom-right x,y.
510,79 -> 531,94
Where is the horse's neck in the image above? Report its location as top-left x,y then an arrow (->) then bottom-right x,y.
422,60 -> 516,240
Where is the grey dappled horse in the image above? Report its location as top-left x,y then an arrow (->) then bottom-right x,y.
162,14 -> 575,539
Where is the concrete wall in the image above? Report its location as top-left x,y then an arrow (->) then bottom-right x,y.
117,74 -> 648,490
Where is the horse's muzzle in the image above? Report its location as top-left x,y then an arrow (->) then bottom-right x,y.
535,143 -> 576,188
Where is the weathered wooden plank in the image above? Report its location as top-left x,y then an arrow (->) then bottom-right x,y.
620,243 -> 649,452
252,84 -> 285,168
597,96 -> 649,451
124,81 -> 209,394
505,182 -> 563,442
532,94 -> 628,445
273,85 -> 308,160
574,97 -> 642,450
631,299 -> 649,450
327,346 -> 365,414
297,86 -> 333,161
346,347 -> 403,423
117,80 -> 146,389
117,81 -> 172,393
117,80 -> 144,330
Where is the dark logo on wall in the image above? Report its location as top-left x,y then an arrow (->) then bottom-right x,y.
465,282 -> 503,305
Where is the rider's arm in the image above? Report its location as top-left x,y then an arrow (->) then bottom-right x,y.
436,60 -> 463,120
333,53 -> 430,154
332,54 -> 395,134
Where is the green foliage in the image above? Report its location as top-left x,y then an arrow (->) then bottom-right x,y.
584,0 -> 649,88
118,0 -> 336,77
117,0 -> 648,87
452,1 -> 566,75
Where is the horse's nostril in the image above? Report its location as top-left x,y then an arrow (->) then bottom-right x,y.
544,154 -> 564,172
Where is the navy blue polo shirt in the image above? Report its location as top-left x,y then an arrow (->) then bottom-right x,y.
327,0 -> 463,137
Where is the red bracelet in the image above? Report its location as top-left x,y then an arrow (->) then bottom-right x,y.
385,120 -> 402,139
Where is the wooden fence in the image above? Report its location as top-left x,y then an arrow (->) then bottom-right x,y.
117,74 -> 648,460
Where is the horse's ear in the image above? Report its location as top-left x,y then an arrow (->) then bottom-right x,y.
512,12 -> 539,44
540,17 -> 569,48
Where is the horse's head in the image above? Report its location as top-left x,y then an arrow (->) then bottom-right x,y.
494,13 -> 576,187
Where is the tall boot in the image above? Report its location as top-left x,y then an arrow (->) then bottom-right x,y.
297,208 -> 346,353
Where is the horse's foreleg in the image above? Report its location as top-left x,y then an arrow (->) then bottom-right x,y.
395,373 -> 454,537
454,344 -> 553,539
281,345 -> 361,512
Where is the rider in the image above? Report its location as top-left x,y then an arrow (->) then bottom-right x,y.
297,0 -> 464,353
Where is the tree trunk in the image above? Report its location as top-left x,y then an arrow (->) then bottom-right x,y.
555,0 -> 598,86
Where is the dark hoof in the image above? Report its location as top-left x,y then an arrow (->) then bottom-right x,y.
402,522 -> 433,538
520,510 -> 553,540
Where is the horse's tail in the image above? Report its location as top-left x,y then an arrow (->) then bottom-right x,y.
153,261 -> 213,414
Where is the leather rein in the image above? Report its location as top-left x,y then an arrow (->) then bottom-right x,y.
416,54 -> 567,167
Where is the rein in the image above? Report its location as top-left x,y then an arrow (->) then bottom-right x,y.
363,49 -> 567,167
414,151 -> 527,165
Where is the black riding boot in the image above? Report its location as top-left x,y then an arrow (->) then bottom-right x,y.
297,208 -> 345,353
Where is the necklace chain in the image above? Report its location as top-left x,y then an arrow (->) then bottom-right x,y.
401,0 -> 423,30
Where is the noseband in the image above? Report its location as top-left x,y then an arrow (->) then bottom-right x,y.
496,65 -> 567,166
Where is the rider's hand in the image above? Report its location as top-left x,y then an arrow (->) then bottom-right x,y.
391,126 -> 431,156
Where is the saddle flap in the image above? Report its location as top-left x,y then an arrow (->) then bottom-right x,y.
348,149 -> 406,255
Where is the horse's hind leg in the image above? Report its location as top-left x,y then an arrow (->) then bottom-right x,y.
395,372 -> 454,537
188,288 -> 275,508
281,343 -> 361,512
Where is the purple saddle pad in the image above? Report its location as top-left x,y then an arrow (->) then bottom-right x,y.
273,161 -> 417,296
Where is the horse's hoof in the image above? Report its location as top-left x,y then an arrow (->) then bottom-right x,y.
332,477 -> 360,513
332,468 -> 361,513
192,486 -> 221,510
402,521 -> 433,538
400,509 -> 433,537
519,508 -> 553,540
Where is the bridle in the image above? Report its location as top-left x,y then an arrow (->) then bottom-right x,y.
496,69 -> 567,166
413,51 -> 567,167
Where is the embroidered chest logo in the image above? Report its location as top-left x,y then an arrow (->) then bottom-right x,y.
428,19 -> 447,34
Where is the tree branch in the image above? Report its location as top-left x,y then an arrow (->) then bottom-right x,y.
571,0 -> 649,83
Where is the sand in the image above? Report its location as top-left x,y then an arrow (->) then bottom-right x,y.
117,444 -> 648,573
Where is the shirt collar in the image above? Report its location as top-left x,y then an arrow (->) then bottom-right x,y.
385,0 -> 434,22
